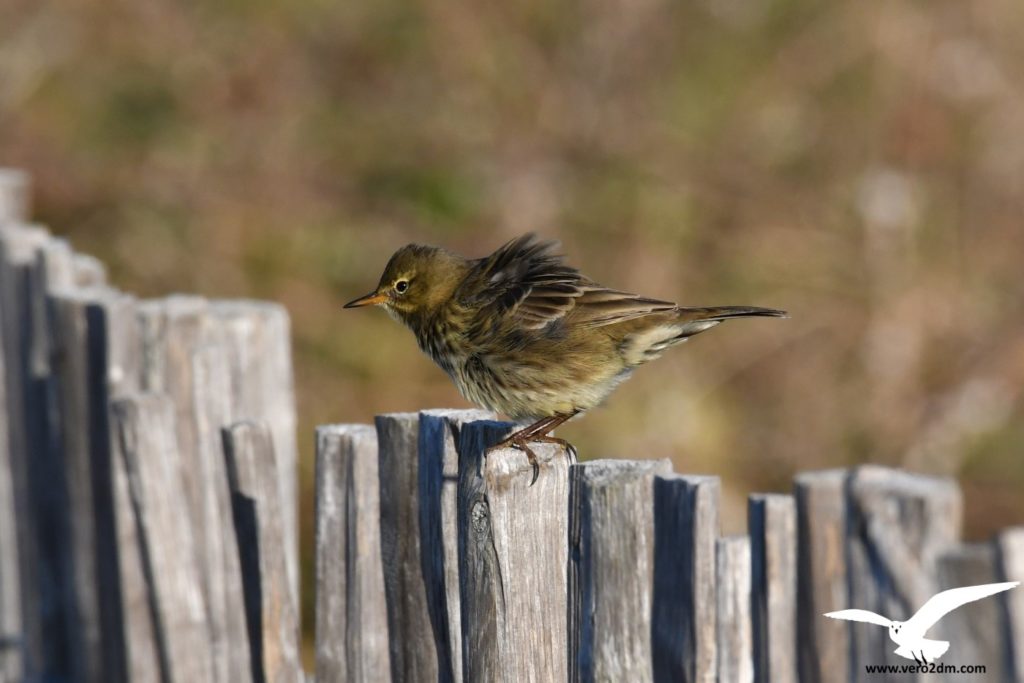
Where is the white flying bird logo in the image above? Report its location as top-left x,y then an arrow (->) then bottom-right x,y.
825,581 -> 1019,664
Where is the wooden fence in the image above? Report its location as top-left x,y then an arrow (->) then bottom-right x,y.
1,169 -> 1023,683
0,171 -> 300,683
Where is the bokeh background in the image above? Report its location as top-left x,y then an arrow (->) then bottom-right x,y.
3,0 -> 1023,658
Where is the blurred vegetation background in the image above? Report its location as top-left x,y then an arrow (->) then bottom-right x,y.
3,0 -> 1023,656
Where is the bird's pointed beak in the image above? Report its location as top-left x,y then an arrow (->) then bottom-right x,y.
344,291 -> 388,308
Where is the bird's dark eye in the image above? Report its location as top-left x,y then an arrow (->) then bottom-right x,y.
395,280 -> 409,294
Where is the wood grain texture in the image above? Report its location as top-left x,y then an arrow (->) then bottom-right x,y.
749,493 -> 797,683
315,424 -> 391,683
934,544 -> 1008,682
222,420 -> 302,683
192,343 -> 252,683
111,393 -> 214,683
48,288 -> 118,683
87,291 -> 142,683
0,226 -> 27,682
717,535 -> 753,683
138,295 -> 301,679
794,469 -> 849,683
376,412 -> 439,683
568,458 -> 671,683
845,466 -> 961,681
651,474 -> 720,683
212,300 -> 299,606
457,420 -> 572,683
418,408 -> 494,683
0,226 -> 74,678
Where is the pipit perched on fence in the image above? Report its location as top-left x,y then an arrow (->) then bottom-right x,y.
346,234 -> 786,484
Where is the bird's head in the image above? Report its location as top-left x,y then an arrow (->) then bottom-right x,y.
889,621 -> 904,639
344,243 -> 468,326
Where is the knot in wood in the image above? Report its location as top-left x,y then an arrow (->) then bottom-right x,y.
470,497 -> 490,536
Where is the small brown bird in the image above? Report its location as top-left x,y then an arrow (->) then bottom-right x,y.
346,234 -> 785,483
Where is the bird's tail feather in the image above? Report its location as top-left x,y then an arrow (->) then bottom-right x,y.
671,306 -> 787,340
676,305 -> 788,322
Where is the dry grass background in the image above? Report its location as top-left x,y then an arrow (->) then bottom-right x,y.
3,0 -> 1023,649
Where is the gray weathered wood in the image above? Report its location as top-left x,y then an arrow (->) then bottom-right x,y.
73,253 -> 107,287
749,493 -> 797,683
47,287 -> 118,683
376,412 -> 439,682
139,295 -> 300,681
568,458 -> 671,683
846,466 -> 961,680
934,544 -> 1009,681
222,420 -> 301,683
651,474 -> 720,683
997,528 -> 1024,683
87,290 -> 142,683
0,225 -> 48,683
315,424 -> 391,683
457,420 -> 572,683
0,170 -> 29,222
0,258 -> 20,683
212,300 -> 299,605
717,535 -> 753,683
138,301 -> 210,529
418,409 -> 494,683
794,469 -> 849,683
138,296 -> 224,678
192,343 -> 252,683
111,393 -> 214,683
0,225 -> 73,678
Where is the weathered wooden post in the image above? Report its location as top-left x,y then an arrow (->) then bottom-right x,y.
457,421 -> 572,682
418,409 -> 494,683
749,493 -> 797,683
192,343 -> 253,682
716,535 -> 753,683
568,458 -> 671,682
213,301 -> 299,605
314,424 -> 390,682
87,291 -> 142,683
845,466 -> 961,681
651,474 -> 720,683
934,544 -> 1010,681
111,393 -> 214,683
0,223 -> 28,683
376,412 -> 440,682
222,420 -> 301,683
48,287 -> 134,683
0,225 -> 79,679
794,470 -> 849,683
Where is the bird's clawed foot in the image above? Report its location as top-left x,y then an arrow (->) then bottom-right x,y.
487,435 -> 543,486
531,435 -> 578,462
486,412 -> 579,486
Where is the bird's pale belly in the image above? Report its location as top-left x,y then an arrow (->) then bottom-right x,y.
446,353 -> 631,421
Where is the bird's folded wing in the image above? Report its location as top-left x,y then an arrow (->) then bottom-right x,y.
459,233 -> 676,333
907,581 -> 1020,633
823,609 -> 893,627
458,234 -> 581,330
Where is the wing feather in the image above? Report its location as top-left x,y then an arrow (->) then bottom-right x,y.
823,609 -> 893,627
458,234 -> 677,335
906,581 -> 1019,633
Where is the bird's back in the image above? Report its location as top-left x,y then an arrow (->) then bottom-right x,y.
430,235 -> 784,419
